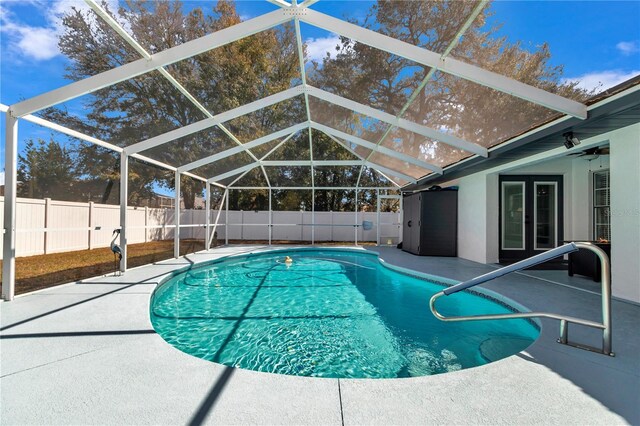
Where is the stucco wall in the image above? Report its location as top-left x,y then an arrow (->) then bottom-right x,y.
609,125 -> 640,302
447,122 -> 639,303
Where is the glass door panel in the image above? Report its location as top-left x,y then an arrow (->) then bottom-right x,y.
534,182 -> 557,250
501,182 -> 525,250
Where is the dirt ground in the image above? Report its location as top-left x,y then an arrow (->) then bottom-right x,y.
1,239 -> 375,295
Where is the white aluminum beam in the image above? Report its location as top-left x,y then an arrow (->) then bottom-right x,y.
301,0 -> 321,7
267,0 -> 292,7
11,10 -> 293,117
322,133 -> 402,188
262,160 -> 362,166
310,121 -> 443,174
363,1 -> 488,171
301,9 -> 587,119
0,104 -> 212,182
85,0 -> 150,59
230,186 -> 396,190
85,1 -> 262,176
5,107 -> 124,153
205,181 -> 211,250
179,122 -> 308,172
126,86 -> 303,154
2,113 -> 18,301
305,85 -> 487,157
209,162 -> 260,182
363,161 -> 417,183
182,171 -> 215,185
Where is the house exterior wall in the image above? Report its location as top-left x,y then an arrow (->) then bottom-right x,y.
609,125 -> 640,303
446,122 -> 639,303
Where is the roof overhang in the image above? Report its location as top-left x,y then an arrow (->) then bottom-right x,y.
404,77 -> 640,191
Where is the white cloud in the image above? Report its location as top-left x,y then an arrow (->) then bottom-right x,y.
616,41 -> 640,56
0,0 -> 119,62
564,69 -> 640,92
305,35 -> 341,62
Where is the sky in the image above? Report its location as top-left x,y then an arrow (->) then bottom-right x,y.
1,0 -> 639,195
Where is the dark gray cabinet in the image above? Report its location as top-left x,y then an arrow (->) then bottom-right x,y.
402,190 -> 458,256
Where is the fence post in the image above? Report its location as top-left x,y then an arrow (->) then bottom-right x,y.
144,206 -> 149,243
191,209 -> 195,240
331,210 -> 334,242
88,201 -> 94,250
44,198 -> 52,254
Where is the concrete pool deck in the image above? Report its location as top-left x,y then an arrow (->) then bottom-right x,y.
1,245 -> 638,425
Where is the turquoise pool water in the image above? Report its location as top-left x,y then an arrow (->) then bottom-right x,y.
150,249 -> 539,378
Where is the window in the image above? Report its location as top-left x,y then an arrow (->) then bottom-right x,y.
593,170 -> 610,242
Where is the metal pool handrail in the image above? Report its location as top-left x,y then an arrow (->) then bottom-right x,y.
429,242 -> 614,356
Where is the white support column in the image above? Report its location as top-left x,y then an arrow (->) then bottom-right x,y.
376,189 -> 381,246
205,181 -> 211,251
354,189 -> 359,246
268,188 -> 273,246
119,153 -> 128,272
225,190 -> 230,245
174,171 -> 181,258
209,189 -> 227,249
311,188 -> 315,245
399,194 -> 404,246
2,113 -> 18,301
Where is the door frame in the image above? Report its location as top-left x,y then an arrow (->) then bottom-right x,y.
499,175 -> 564,262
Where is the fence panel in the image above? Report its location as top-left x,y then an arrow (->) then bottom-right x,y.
47,200 -> 90,253
313,212 -> 333,241
1,197 -> 402,258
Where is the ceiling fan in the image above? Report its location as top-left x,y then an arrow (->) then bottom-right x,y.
567,146 -> 610,160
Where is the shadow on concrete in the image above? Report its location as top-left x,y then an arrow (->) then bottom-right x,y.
187,366 -> 235,426
0,329 -> 156,339
0,283 -> 139,332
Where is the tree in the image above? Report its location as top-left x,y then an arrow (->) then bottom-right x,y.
18,138 -> 77,199
309,0 -> 593,171
52,0 -> 300,208
44,0 -> 591,210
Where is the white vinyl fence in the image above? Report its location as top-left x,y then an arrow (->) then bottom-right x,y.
0,197 -> 401,257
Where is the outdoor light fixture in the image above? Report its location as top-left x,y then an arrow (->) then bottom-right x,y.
563,131 -> 581,149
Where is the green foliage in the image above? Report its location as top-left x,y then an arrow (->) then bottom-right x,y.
18,139 -> 77,199
16,138 -> 159,204
36,0 -> 592,211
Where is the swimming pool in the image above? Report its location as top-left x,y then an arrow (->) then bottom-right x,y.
150,249 -> 539,378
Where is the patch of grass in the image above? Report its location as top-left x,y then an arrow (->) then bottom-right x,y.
1,239 -> 375,295
0,239 -> 208,295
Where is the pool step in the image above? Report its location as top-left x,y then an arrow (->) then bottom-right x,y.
479,336 -> 533,362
